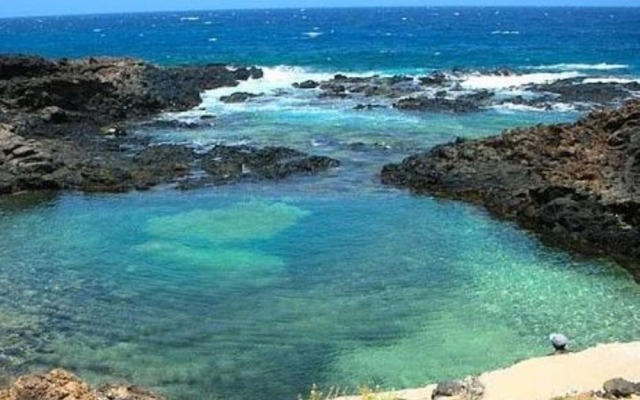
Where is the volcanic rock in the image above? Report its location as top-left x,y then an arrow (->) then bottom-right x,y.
0,369 -> 162,400
382,100 -> 640,281
219,92 -> 261,103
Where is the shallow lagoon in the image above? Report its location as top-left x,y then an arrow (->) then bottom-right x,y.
1,186 -> 639,400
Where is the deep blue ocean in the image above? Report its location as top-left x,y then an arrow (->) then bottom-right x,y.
1,7 -> 640,400
2,7 -> 640,74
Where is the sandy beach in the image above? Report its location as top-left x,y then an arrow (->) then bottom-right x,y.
337,341 -> 640,400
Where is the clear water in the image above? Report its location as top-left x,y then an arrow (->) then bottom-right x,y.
1,6 -> 640,400
1,189 -> 639,400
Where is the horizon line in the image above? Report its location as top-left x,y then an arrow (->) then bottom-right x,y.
1,4 -> 638,20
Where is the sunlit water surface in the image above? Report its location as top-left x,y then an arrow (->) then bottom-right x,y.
2,7 -> 640,400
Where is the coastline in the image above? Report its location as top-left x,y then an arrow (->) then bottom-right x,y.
2,342 -> 638,400
336,341 -> 640,400
1,53 -> 640,399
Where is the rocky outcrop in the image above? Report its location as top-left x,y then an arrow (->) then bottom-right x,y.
0,369 -> 161,400
292,80 -> 320,89
393,91 -> 493,113
1,121 -> 340,193
602,378 -> 638,398
0,55 -> 259,133
181,145 -> 340,188
0,55 -> 339,195
203,145 -> 339,179
431,378 -> 484,400
529,78 -> 640,105
219,92 -> 261,103
382,100 -> 640,281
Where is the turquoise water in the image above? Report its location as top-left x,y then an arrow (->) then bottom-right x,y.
2,6 -> 640,400
1,187 -> 640,400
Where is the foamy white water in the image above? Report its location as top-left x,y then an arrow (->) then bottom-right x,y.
492,103 -> 576,113
460,71 -> 583,90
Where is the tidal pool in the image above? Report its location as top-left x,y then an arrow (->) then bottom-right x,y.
0,188 -> 639,400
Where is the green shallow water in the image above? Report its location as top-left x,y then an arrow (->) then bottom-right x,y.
0,189 -> 639,400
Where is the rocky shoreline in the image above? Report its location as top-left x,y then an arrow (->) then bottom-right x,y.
3,343 -> 639,400
291,69 -> 640,113
335,342 -> 640,400
0,55 -> 339,194
382,100 -> 640,281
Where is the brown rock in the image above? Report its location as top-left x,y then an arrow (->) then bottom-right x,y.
7,369 -> 95,400
98,385 -> 163,400
382,100 -> 640,281
0,370 -> 162,400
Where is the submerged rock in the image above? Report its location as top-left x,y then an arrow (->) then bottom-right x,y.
0,369 -> 162,400
382,100 -> 640,281
200,145 -> 340,184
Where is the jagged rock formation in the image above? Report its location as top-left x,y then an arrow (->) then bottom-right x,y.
0,55 -> 338,194
382,100 -> 640,281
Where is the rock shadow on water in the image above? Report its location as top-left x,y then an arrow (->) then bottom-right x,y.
0,192 -> 59,215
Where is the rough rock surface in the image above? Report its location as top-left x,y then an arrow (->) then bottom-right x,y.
0,55 -> 338,194
0,369 -> 162,400
602,378 -> 638,398
431,378 -> 484,400
382,100 -> 640,281
219,91 -> 261,103
180,145 -> 340,188
0,55 -> 259,133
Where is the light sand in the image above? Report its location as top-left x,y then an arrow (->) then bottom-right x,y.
336,341 -> 640,400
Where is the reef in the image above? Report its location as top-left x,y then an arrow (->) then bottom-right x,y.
382,100 -> 640,281
293,69 -> 640,113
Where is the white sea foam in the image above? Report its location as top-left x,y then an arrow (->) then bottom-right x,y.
208,37 -> 218,42
492,102 -> 576,113
528,63 -> 629,71
304,31 -> 323,38
180,16 -> 200,21
491,30 -> 520,35
196,66 -> 336,111
460,71 -> 582,90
